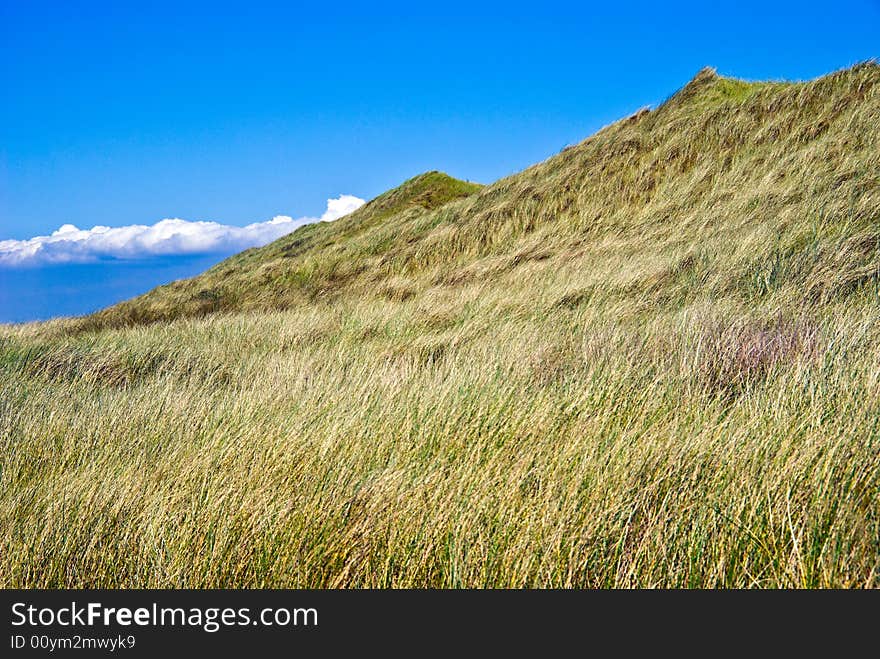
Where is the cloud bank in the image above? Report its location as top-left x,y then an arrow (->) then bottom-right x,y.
0,195 -> 365,267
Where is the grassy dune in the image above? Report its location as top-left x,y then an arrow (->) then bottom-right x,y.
1,64 -> 879,587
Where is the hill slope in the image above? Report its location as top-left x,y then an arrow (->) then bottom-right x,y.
83,63 -> 879,330
2,64 -> 879,588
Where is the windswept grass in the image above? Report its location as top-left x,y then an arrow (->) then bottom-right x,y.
1,64 -> 878,587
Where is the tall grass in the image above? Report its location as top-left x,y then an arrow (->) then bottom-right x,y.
2,285 -> 878,587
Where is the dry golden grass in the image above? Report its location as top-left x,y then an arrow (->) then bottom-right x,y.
1,64 -> 878,587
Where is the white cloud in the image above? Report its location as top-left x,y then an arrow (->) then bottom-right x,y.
0,195 -> 365,267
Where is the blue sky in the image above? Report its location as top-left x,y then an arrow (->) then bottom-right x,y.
1,1 -> 878,321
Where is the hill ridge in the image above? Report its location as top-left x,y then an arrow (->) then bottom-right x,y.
78,62 -> 879,331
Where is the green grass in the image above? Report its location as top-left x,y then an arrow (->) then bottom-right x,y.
1,64 -> 879,587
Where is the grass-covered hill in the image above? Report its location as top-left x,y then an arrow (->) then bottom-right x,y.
82,170 -> 483,327
82,63 -> 879,332
2,64 -> 879,587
